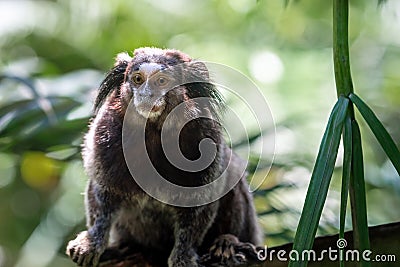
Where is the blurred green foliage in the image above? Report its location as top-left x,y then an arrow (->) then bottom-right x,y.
0,0 -> 399,267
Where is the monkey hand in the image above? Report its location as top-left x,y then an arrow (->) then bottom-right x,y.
168,246 -> 201,267
200,234 -> 264,266
66,231 -> 106,267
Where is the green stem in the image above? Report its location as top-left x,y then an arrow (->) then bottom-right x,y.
333,0 -> 354,99
333,1 -> 371,266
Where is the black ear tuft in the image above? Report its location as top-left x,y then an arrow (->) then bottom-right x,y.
93,53 -> 131,114
188,61 -> 209,79
183,61 -> 224,117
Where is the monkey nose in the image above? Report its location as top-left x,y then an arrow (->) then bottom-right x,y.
139,91 -> 154,98
137,82 -> 155,97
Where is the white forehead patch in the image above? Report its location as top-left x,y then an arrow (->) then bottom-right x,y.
139,63 -> 163,77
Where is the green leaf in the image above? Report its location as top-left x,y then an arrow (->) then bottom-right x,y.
349,93 -> 400,175
349,120 -> 371,267
0,100 -> 43,133
0,75 -> 58,123
339,113 -> 352,267
4,117 -> 88,153
289,96 -> 349,267
0,96 -> 85,153
0,74 -> 39,98
0,97 -> 80,137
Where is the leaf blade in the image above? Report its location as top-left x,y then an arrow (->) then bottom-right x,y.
349,93 -> 400,175
349,120 -> 371,267
339,113 -> 352,267
289,96 -> 349,267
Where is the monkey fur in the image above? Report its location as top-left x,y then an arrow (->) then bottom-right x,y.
66,47 -> 262,267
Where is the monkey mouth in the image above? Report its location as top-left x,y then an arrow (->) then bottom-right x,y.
151,105 -> 162,112
135,99 -> 166,119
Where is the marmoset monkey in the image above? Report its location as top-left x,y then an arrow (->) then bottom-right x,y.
66,47 -> 262,267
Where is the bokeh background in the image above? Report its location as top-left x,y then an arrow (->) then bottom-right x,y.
0,0 -> 399,266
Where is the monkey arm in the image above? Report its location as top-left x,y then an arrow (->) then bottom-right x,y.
67,181 -> 121,267
168,203 -> 218,267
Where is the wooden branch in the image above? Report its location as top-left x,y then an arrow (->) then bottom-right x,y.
97,222 -> 400,267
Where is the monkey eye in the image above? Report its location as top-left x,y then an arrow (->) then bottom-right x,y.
154,75 -> 170,88
132,73 -> 144,85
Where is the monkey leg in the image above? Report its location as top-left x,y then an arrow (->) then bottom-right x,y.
168,205 -> 218,267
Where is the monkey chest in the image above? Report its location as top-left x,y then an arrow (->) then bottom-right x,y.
109,198 -> 176,250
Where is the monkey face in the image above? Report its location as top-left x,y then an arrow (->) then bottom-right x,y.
98,48 -> 219,124
124,62 -> 181,120
117,48 -> 191,120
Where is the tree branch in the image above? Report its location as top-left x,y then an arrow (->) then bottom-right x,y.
96,222 -> 400,267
